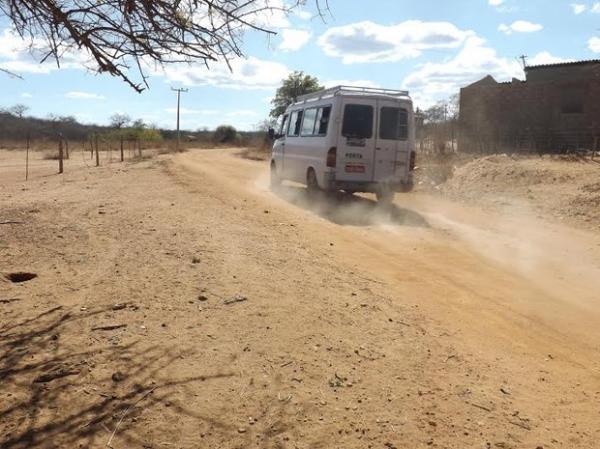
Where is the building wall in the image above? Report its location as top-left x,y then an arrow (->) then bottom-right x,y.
459,63 -> 600,153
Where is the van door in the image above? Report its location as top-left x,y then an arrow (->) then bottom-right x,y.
375,101 -> 410,183
283,109 -> 304,182
336,100 -> 376,183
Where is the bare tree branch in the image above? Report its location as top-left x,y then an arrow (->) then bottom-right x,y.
0,0 -> 327,92
0,67 -> 23,79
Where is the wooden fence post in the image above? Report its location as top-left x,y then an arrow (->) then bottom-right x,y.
25,135 -> 30,181
95,134 -> 100,167
58,139 -> 64,174
120,136 -> 124,162
65,139 -> 69,159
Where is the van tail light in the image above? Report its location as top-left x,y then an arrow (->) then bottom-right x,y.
326,146 -> 337,168
409,151 -> 416,171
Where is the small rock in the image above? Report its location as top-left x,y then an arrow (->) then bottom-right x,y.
198,294 -> 209,301
112,303 -> 126,311
111,371 -> 126,382
237,427 -> 247,434
191,257 -> 201,264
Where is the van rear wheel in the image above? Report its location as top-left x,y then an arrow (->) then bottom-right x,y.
306,168 -> 319,195
376,186 -> 394,205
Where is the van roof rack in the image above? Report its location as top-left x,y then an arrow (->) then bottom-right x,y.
294,85 -> 410,104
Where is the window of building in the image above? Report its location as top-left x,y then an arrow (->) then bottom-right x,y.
379,107 -> 408,140
342,104 -> 373,139
288,110 -> 303,136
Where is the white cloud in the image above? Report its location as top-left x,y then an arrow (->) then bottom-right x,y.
527,52 -> 573,65
403,37 -> 568,108
589,36 -> 600,52
65,91 -> 105,100
322,79 -> 382,89
403,36 -> 520,107
489,0 -> 504,6
0,28 -> 92,75
295,9 -> 312,20
21,92 -> 33,98
158,56 -> 290,90
279,29 -> 311,52
498,20 -> 543,34
571,3 -> 587,14
592,2 -> 600,13
318,20 -> 474,64
0,59 -> 55,74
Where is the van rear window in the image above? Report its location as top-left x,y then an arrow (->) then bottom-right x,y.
379,107 -> 408,140
342,104 -> 373,139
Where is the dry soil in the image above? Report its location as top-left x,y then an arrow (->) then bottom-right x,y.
1,148 -> 600,449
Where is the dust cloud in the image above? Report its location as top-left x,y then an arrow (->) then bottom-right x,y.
254,174 -> 428,229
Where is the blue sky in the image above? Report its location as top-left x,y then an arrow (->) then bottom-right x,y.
1,0 -> 599,131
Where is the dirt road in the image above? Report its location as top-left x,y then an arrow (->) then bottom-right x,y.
1,148 -> 599,449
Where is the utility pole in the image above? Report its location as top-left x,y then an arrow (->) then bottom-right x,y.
171,87 -> 188,151
519,54 -> 529,72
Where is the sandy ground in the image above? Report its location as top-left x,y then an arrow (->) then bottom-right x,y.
1,148 -> 600,449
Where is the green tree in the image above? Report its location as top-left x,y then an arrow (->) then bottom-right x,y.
270,71 -> 323,118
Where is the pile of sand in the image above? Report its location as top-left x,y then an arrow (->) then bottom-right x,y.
437,154 -> 600,230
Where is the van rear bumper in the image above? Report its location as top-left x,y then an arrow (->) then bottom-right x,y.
324,173 -> 413,193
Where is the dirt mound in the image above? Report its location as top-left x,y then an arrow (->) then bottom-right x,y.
443,154 -> 576,194
437,154 -> 600,230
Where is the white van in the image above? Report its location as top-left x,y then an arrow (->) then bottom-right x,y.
270,85 -> 416,203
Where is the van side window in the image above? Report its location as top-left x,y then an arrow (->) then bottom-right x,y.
342,104 -> 373,139
379,107 -> 408,140
315,106 -> 331,135
279,114 -> 289,136
301,108 -> 318,136
288,110 -> 303,136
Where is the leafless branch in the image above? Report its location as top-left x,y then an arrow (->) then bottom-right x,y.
0,0 -> 327,92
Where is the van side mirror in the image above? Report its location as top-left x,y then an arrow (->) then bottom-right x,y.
267,128 -> 275,140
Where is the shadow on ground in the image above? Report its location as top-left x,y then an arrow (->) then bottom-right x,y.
273,184 -> 429,228
0,304 -> 243,449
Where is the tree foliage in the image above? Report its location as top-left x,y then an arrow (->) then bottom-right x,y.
270,71 -> 323,118
1,104 -> 29,118
109,113 -> 131,129
213,125 -> 238,143
422,94 -> 459,124
0,1 -> 328,92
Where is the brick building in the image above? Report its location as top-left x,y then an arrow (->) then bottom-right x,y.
459,60 -> 600,153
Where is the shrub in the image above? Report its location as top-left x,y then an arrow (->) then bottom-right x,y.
213,125 -> 238,144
